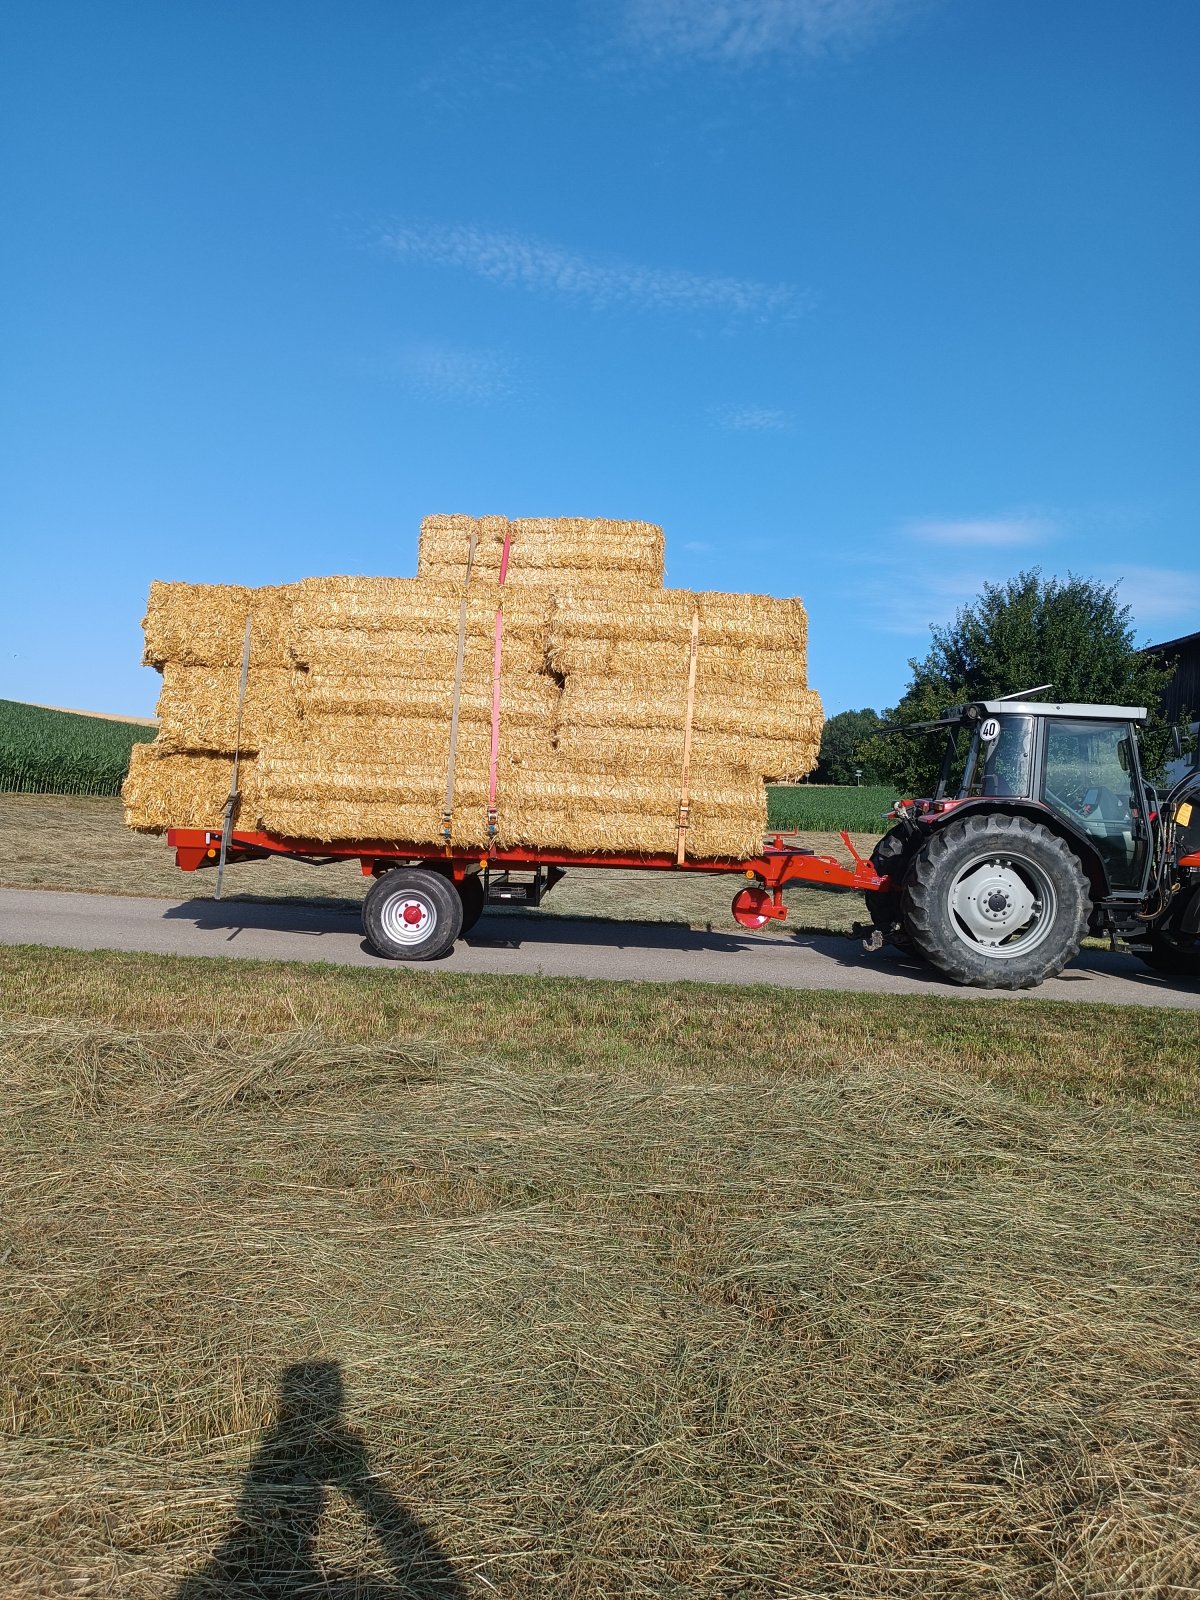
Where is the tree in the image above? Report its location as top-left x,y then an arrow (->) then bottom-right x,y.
868,570 -> 1176,795
814,708 -> 885,785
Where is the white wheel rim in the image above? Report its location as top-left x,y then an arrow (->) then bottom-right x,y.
947,854 -> 1057,959
379,891 -> 436,946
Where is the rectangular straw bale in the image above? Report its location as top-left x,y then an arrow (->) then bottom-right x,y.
141,581 -> 294,668
548,589 -> 808,658
290,587 -> 552,669
498,768 -> 765,859
554,724 -> 823,784
122,743 -> 261,834
300,667 -> 561,726
417,515 -> 664,587
153,665 -> 301,755
260,798 -> 492,850
558,676 -> 823,743
547,637 -> 812,693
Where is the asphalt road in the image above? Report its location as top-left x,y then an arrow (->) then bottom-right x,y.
2,886 -> 1199,1008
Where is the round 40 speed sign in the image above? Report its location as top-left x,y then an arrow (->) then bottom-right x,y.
979,717 -> 1001,743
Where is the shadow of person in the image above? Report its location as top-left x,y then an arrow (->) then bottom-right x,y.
175,1360 -> 464,1599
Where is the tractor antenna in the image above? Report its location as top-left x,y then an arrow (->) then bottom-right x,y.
996,683 -> 1053,701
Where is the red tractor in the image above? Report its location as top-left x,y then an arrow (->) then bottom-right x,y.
862,698 -> 1200,988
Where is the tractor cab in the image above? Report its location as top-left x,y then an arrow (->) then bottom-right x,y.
942,701 -> 1153,896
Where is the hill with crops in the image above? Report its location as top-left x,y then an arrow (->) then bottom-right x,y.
0,700 -> 156,798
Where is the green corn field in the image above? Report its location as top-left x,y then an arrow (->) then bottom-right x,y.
766,783 -> 896,835
0,699 -> 157,798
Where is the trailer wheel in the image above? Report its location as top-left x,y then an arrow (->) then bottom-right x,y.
457,874 -> 485,935
363,868 -> 463,961
901,813 -> 1090,989
865,826 -> 916,949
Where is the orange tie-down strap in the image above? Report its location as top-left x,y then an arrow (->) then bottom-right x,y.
676,609 -> 700,865
441,529 -> 479,846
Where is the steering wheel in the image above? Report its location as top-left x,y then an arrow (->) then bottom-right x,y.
1045,778 -> 1089,815
1085,785 -> 1131,823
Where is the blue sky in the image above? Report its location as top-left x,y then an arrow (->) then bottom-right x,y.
2,0 -> 1197,718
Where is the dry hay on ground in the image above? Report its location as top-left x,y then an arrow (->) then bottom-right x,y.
1,1016 -> 1197,1597
125,517 -> 822,854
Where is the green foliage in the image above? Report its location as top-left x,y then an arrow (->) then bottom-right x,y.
767,784 -> 895,834
0,699 -> 156,797
813,708 -> 885,785
868,571 -> 1176,795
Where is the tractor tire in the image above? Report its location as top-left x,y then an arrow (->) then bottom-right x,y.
1138,930 -> 1200,977
1137,889 -> 1200,977
865,826 -> 917,949
457,874 -> 485,935
363,867 -> 463,961
901,813 -> 1090,989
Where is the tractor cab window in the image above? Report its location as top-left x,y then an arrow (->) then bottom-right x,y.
959,716 -> 1034,800
1041,720 -> 1146,889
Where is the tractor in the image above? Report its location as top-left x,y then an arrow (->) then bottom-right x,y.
862,696 -> 1200,989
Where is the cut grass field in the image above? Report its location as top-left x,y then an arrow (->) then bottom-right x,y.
2,945 -> 1198,1596
0,793 -> 875,936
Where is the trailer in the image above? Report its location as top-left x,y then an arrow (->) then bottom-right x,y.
166,826 -> 887,961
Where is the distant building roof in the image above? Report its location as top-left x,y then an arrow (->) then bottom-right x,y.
1143,629 -> 1200,656
1142,630 -> 1200,724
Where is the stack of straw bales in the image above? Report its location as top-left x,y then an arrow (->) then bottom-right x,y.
124,517 -> 823,858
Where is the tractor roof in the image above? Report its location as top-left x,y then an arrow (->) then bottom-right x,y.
973,701 -> 1148,721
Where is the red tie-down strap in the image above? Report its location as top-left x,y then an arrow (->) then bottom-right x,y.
487,532 -> 512,839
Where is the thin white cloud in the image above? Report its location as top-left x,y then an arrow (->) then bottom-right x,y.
621,0 -> 926,63
367,343 -> 517,403
711,403 -> 791,431
854,570 -> 995,636
903,514 -> 1057,549
378,222 -> 803,322
1104,566 -> 1200,635
683,539 -> 715,552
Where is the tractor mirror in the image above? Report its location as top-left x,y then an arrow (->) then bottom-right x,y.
1117,739 -> 1130,773
1171,724 -> 1183,760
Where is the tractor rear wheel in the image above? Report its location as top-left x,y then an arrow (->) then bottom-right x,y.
901,813 -> 1090,989
865,826 -> 917,949
363,867 -> 463,961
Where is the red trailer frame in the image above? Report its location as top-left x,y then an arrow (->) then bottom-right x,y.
166,826 -> 888,929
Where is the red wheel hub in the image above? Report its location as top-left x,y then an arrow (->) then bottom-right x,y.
732,886 -> 772,929
402,903 -> 424,925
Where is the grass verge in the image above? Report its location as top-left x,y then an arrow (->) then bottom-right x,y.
2,948 -> 1198,1597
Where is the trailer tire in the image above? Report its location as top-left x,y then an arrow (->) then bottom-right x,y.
457,874 -> 485,935
363,868 -> 463,961
865,826 -> 916,950
901,813 -> 1090,989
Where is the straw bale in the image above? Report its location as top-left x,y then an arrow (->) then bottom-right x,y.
558,676 -> 823,743
548,589 -> 808,657
547,637 -> 812,693
497,768 -> 766,859
122,744 -> 260,834
554,725 -> 822,784
278,714 -> 548,774
261,798 -> 493,849
291,585 -> 553,665
417,515 -> 664,587
300,668 -> 561,727
141,581 -> 294,669
153,666 -> 301,755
